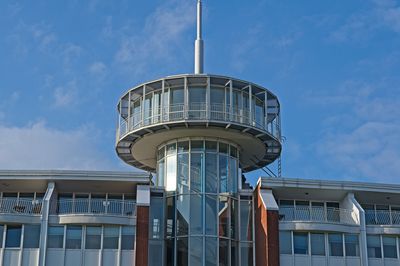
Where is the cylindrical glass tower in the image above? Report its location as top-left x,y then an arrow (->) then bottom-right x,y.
158,138 -> 239,265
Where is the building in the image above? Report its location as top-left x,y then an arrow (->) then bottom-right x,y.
0,1 -> 397,266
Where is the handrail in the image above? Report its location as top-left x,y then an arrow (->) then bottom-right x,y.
365,209 -> 400,225
57,199 -> 136,217
0,198 -> 43,215
118,102 -> 280,141
278,206 -> 359,225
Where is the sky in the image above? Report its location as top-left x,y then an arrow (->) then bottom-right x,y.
0,0 -> 400,185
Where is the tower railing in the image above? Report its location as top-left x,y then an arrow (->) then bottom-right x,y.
56,199 -> 136,217
118,102 -> 280,141
0,198 -> 43,215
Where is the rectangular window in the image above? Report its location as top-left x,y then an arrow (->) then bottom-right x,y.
345,234 -> 359,257
367,235 -> 382,258
121,226 -> 135,250
6,225 -> 22,248
23,224 -> 40,248
66,225 -> 82,249
329,233 -> 343,256
279,231 -> 292,254
311,233 -> 325,256
103,226 -> 119,249
48,226 -> 64,248
0,225 -> 4,248
383,236 -> 397,258
294,232 -> 308,255
85,226 -> 101,249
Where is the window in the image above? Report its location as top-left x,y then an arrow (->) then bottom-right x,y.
48,226 -> 64,248
293,232 -> 308,255
121,226 -> 135,250
0,225 -> 3,248
329,233 -> 343,256
279,231 -> 292,254
23,225 -> 40,248
66,225 -> 82,249
103,226 -> 119,249
367,235 -> 382,258
85,226 -> 101,249
311,233 -> 325,256
6,225 -> 22,248
345,234 -> 359,257
383,236 -> 397,258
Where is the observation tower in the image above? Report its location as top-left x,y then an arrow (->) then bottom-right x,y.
115,1 -> 282,265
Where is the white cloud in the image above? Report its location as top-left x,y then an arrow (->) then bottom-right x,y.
0,122 -> 112,170
89,61 -> 107,76
53,81 -> 78,108
114,0 -> 195,74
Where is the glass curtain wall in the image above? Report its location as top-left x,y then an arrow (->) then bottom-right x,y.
156,138 -> 251,266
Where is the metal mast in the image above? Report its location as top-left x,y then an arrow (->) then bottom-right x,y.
194,0 -> 204,74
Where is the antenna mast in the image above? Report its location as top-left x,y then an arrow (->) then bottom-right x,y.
194,0 -> 204,74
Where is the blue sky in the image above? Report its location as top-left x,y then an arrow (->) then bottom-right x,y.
0,0 -> 399,185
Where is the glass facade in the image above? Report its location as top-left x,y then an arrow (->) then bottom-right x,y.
153,138 -> 252,266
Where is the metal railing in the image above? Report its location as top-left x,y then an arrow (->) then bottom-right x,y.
365,210 -> 400,225
57,199 -> 136,217
118,103 -> 280,140
0,198 -> 42,215
278,206 -> 359,225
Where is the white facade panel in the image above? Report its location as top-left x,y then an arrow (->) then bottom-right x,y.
121,250 -> 135,266
280,255 -> 294,266
22,249 -> 39,266
327,257 -> 345,266
3,249 -> 20,266
65,250 -> 82,266
368,258 -> 383,266
46,250 -> 64,266
102,250 -> 118,266
384,258 -> 399,266
83,250 -> 100,266
345,257 -> 361,266
294,255 -> 310,266
311,256 -> 326,266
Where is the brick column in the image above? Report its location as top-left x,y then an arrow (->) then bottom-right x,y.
136,206 -> 149,266
254,184 -> 280,266
135,185 -> 150,266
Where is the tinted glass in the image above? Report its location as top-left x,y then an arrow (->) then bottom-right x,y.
121,226 -> 135,250
294,232 -> 308,254
329,233 -> 343,256
311,233 -> 325,255
0,225 -> 3,248
48,226 -> 64,248
103,226 -> 119,249
279,231 -> 292,254
205,237 -> 217,266
66,225 -> 82,249
383,236 -> 397,258
6,225 -> 21,248
345,234 -> 359,257
23,224 -> 40,248
367,235 -> 382,258
189,236 -> 203,266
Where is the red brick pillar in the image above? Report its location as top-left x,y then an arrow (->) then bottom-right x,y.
135,206 -> 149,266
254,184 -> 280,266
135,185 -> 150,266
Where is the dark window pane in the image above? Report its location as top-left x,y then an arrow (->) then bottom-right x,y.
345,234 -> 359,257
177,141 -> 189,153
219,155 -> 228,193
190,236 -> 203,266
177,237 -> 188,266
48,226 -> 64,248
23,224 -> 40,248
240,242 -> 253,266
177,195 -> 189,236
294,232 -> 308,254
205,153 -> 217,193
311,233 -> 325,256
367,235 -> 382,258
149,240 -> 163,266
190,153 -> 203,193
205,195 -> 217,235
103,226 -> 119,249
6,225 -> 21,248
219,239 -> 229,266
219,196 -> 229,237
190,194 -> 203,234
66,225 -> 82,249
121,226 -> 135,250
329,233 -> 343,256
240,200 -> 252,241
0,225 -> 3,248
279,231 -> 292,254
205,237 -> 217,266
383,236 -> 397,258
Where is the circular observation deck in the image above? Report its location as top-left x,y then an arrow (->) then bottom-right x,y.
115,74 -> 281,172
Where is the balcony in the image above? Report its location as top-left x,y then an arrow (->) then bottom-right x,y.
0,198 -> 42,215
365,210 -> 400,225
278,206 -> 359,226
57,199 -> 136,217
